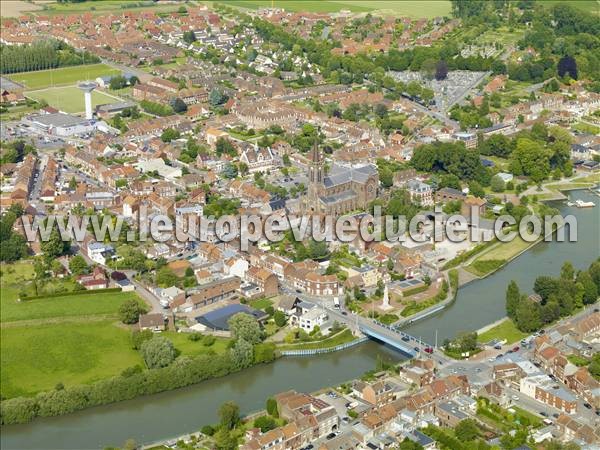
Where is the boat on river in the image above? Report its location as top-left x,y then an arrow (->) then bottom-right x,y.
574,199 -> 595,208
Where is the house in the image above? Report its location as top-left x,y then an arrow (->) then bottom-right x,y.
139,313 -> 166,332
86,241 -> 114,265
352,380 -> 396,407
519,375 -> 577,413
185,276 -> 241,310
76,266 -> 109,290
194,303 -> 268,331
298,307 -> 328,333
245,266 -> 279,297
407,180 -> 433,206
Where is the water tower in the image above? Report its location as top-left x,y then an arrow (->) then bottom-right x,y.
78,81 -> 98,120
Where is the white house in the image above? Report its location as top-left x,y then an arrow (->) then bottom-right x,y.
224,257 -> 249,279
298,307 -> 328,333
86,242 -> 114,265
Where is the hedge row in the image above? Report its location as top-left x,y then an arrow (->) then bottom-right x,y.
20,288 -> 122,301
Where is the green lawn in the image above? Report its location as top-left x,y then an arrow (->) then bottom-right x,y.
539,0 -> 600,15
474,236 -> 533,262
478,318 -> 528,345
250,298 -> 273,310
278,329 -> 356,350
8,64 -> 120,89
1,320 -> 142,398
1,289 -> 141,323
164,332 -> 231,358
25,86 -> 121,114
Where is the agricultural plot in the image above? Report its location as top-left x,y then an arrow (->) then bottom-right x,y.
7,64 -> 119,90
25,86 -> 121,114
223,0 -> 451,17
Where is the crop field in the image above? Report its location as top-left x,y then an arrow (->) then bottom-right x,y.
222,0 -> 451,17
25,86 -> 121,113
7,64 -> 120,90
37,0 -> 185,16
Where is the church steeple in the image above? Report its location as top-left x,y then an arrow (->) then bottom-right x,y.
306,137 -> 323,213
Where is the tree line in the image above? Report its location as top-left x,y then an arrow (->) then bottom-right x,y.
1,40 -> 100,74
506,259 -> 600,332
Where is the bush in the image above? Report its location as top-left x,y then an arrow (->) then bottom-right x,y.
202,335 -> 216,347
119,298 -> 146,324
253,415 -> 277,432
141,337 -> 177,369
188,332 -> 203,342
201,425 -> 215,436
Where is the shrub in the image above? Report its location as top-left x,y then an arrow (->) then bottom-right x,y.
140,337 -> 176,369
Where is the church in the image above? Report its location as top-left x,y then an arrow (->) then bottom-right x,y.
304,142 -> 379,215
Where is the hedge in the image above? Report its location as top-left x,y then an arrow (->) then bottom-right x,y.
20,288 -> 122,301
402,284 -> 429,298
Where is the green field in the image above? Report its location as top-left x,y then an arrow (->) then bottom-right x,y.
0,262 -> 149,398
538,0 -> 600,15
37,0 -> 185,16
278,328 -> 356,350
164,332 -> 231,358
7,64 -> 120,89
1,290 -> 142,323
25,86 -> 121,114
221,0 -> 451,17
1,321 -> 142,398
478,318 -> 528,345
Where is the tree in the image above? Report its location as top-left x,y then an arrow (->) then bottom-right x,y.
398,438 -> 424,450
209,89 -> 228,107
468,181 -> 485,198
141,336 -> 176,369
160,128 -> 180,143
515,297 -> 541,332
576,271 -> 598,305
266,397 -> 278,417
170,97 -> 187,113
118,298 -> 145,324
228,313 -> 263,344
506,280 -> 520,319
490,174 -> 505,192
156,266 -> 178,288
557,55 -> 577,79
68,255 -> 88,275
182,31 -> 196,44
230,338 -> 253,369
219,401 -> 240,431
40,227 -> 69,261
68,176 -> 77,190
435,60 -> 448,80
560,261 -> 575,281
253,415 -> 277,432
454,419 -> 480,441
273,310 -> 287,327
131,329 -> 153,350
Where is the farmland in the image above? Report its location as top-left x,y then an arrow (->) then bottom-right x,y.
25,86 -> 121,114
7,63 -> 119,89
221,0 -> 452,17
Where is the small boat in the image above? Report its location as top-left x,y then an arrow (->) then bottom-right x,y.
566,201 -> 575,207
574,199 -> 595,208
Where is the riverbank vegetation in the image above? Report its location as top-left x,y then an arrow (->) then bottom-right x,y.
506,259 -> 600,333
279,328 -> 356,351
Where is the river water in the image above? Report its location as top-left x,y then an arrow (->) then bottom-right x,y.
2,190 -> 598,449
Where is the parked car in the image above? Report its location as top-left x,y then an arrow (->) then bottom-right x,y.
512,346 -> 520,352
424,347 -> 433,354
584,403 -> 592,409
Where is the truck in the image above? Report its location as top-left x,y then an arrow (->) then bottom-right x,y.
333,297 -> 340,309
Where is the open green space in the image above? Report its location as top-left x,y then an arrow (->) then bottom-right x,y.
36,0 -> 185,16
1,320 -> 142,398
278,328 -> 356,350
1,290 -> 141,323
25,86 -> 121,114
477,318 -> 528,345
0,262 -> 149,399
220,0 -> 451,17
473,236 -> 533,263
8,64 -> 120,90
538,0 -> 600,14
249,297 -> 273,310
163,332 -> 231,358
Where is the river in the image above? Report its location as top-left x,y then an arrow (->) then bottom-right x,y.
2,190 -> 598,449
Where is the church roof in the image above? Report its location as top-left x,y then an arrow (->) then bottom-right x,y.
323,164 -> 377,188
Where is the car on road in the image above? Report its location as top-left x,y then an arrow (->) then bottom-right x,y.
512,395 -> 519,400
424,347 -> 433,354
326,433 -> 336,440
296,289 -> 302,293
402,336 -> 410,342
341,311 -> 347,316
495,354 -> 503,359
539,411 -> 548,417
552,413 -> 559,418
512,346 -> 520,352
584,403 -> 592,409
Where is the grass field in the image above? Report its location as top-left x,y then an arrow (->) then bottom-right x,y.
1,290 -> 142,323
474,236 -> 533,262
1,321 -> 141,398
539,0 -> 600,15
36,0 -> 185,16
164,332 -> 231,358
478,318 -> 527,345
7,64 -> 120,89
250,298 -> 273,310
221,0 -> 451,17
25,86 -> 121,113
0,261 -> 148,398
278,328 -> 356,350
